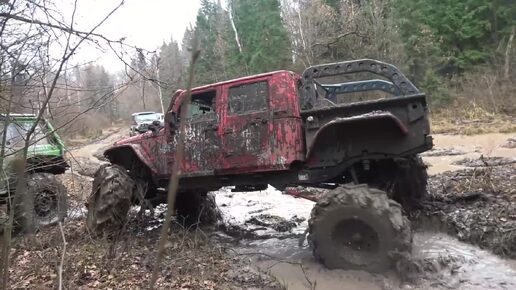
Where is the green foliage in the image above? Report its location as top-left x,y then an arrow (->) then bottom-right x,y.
395,0 -> 516,76
323,0 -> 340,11
194,0 -> 226,84
173,0 -> 292,86
159,39 -> 184,103
420,69 -> 450,107
229,0 -> 292,74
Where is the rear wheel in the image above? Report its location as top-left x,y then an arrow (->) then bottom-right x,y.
86,164 -> 134,235
308,184 -> 411,272
360,155 -> 428,210
14,173 -> 68,232
392,155 -> 428,209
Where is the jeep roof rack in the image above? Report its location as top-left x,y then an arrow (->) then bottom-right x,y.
300,59 -> 421,109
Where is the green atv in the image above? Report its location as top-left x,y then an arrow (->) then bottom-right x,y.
0,114 -> 68,232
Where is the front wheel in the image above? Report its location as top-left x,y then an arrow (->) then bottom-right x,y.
14,173 -> 68,232
86,164 -> 134,235
175,191 -> 221,227
308,184 -> 411,272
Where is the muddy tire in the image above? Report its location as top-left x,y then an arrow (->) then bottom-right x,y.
393,155 -> 428,209
308,184 -> 412,272
175,191 -> 221,227
86,164 -> 134,235
14,173 -> 68,233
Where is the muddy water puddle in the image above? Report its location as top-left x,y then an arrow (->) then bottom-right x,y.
413,232 -> 516,289
215,186 -> 516,289
422,133 -> 515,175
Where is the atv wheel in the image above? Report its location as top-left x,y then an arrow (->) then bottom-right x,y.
14,173 -> 68,232
86,164 -> 134,235
308,184 -> 411,272
175,191 -> 221,227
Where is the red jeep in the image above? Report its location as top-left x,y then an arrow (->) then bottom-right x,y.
87,59 -> 432,272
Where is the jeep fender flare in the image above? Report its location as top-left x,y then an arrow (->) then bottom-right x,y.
104,144 -> 158,175
305,112 -> 409,166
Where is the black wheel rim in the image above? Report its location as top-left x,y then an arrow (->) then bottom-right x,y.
34,190 -> 58,218
331,218 -> 380,265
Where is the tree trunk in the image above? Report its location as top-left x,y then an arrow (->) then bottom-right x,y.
229,3 -> 243,53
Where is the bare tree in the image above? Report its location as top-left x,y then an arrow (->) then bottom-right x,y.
0,0 -> 148,287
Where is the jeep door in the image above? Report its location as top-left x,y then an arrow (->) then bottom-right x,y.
220,78 -> 272,173
181,89 -> 223,176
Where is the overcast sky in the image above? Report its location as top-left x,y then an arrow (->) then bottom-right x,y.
68,0 -> 202,72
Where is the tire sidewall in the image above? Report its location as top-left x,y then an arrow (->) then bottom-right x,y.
86,164 -> 133,235
311,205 -> 396,271
15,173 -> 68,232
308,185 -> 411,272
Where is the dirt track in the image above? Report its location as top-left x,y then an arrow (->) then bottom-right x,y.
10,130 -> 515,289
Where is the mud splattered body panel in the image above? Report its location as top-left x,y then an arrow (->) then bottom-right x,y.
153,71 -> 306,178
219,72 -> 304,173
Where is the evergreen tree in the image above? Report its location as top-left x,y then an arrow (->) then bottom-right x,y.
395,0 -> 516,75
229,0 -> 292,74
158,39 -> 184,102
189,0 -> 237,86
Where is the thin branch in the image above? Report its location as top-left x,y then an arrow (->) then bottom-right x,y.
58,221 -> 66,290
310,31 -> 361,49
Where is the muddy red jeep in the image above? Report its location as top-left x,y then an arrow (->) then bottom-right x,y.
87,59 -> 432,272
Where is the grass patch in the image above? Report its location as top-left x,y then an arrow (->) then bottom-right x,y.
431,103 -> 516,135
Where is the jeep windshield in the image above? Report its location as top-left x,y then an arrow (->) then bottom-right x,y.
0,122 -> 49,149
133,113 -> 161,124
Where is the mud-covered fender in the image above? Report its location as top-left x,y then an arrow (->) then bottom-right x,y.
305,112 -> 409,166
104,144 -> 159,174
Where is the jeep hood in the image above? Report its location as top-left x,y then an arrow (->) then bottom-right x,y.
114,132 -> 149,145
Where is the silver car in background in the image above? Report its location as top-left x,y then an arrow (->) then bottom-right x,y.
129,112 -> 164,136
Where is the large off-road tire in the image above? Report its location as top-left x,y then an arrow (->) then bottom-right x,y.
392,155 -> 428,209
308,184 -> 412,272
175,191 -> 221,227
14,173 -> 68,233
86,164 -> 134,235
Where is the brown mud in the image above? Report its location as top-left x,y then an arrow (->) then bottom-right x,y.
422,133 -> 515,174
215,133 -> 516,289
420,164 -> 516,258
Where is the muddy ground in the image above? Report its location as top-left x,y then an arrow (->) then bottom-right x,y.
215,133 -> 516,289
7,130 -> 516,289
9,127 -> 284,289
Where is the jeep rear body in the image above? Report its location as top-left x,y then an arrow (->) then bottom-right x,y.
104,59 -> 432,192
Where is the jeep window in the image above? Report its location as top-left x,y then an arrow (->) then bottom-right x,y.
228,81 -> 268,114
187,90 -> 216,119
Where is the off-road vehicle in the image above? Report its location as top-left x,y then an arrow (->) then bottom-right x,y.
0,114 -> 68,232
87,59 -> 432,272
129,112 -> 164,136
